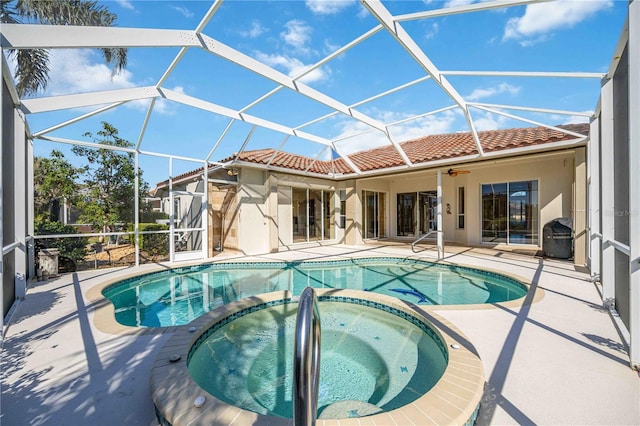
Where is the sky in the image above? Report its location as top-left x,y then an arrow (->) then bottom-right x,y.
8,0 -> 629,186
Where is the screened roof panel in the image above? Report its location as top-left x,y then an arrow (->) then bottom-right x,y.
1,0 -> 628,185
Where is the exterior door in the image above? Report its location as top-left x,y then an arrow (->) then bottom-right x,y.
419,192 -> 438,233
170,190 -> 206,261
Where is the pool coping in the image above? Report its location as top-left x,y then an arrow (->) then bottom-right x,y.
86,255 -> 544,336
150,289 -> 486,426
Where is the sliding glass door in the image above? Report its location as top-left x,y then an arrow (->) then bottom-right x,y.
291,188 -> 335,243
363,190 -> 386,239
482,180 -> 539,245
397,192 -> 437,237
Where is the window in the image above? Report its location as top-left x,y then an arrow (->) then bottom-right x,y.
482,180 -> 539,245
457,187 -> 465,229
363,191 -> 386,238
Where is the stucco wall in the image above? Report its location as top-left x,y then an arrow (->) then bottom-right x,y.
231,150 -> 580,254
237,168 -> 270,255
350,150 -> 578,249
458,152 -> 575,247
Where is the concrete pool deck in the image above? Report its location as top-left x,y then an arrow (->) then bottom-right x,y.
1,244 -> 639,425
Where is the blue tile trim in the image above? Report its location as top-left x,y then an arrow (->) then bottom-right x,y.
187,298 -> 290,364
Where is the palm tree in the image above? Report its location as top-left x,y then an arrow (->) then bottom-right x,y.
1,0 -> 127,97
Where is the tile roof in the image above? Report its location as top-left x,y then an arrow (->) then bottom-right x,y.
231,123 -> 589,174
226,150 -> 352,175
156,123 -> 589,186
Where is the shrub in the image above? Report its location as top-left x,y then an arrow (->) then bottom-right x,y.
139,223 -> 169,256
35,219 -> 88,272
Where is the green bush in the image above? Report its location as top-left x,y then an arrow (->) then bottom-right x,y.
35,219 -> 88,271
140,210 -> 169,223
139,223 -> 169,256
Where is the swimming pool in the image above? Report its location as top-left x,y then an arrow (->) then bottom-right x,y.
187,298 -> 448,418
103,257 -> 528,327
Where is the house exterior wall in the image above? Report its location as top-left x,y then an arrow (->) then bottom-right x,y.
197,148 -> 585,260
458,152 -> 576,248
329,149 -> 581,252
268,172 -> 341,249
237,168 -> 270,255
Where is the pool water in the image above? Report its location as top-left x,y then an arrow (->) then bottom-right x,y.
103,257 -> 527,327
187,300 -> 448,418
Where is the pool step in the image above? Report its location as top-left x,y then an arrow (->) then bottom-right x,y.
318,400 -> 382,419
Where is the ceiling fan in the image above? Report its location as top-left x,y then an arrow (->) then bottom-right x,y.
447,168 -> 471,177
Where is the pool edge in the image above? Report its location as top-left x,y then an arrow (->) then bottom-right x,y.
87,255 -> 542,335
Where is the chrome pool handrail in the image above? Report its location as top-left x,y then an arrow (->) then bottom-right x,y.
411,230 -> 439,251
293,287 -> 321,426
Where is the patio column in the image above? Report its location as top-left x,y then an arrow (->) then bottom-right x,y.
13,109 -> 27,299
437,169 -> 444,260
600,76 -> 615,306
202,162 -> 209,259
134,151 -> 140,267
169,158 -> 175,262
573,147 -> 587,266
588,118 -> 601,277
628,0 -> 639,370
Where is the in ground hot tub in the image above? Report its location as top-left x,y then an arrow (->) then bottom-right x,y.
151,290 -> 484,425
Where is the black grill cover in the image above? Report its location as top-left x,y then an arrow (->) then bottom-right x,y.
543,218 -> 573,259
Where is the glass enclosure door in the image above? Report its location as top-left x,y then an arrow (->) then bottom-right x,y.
323,191 -> 335,240
482,181 -> 539,244
171,191 -> 205,261
397,193 -> 416,236
291,188 -> 335,243
363,191 -> 386,239
482,183 -> 508,243
310,190 -> 322,241
419,192 -> 437,233
508,181 -> 539,244
292,188 -> 307,243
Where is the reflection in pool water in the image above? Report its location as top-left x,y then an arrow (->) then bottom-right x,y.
103,257 -> 528,327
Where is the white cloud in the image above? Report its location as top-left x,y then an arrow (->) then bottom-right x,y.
46,49 -> 135,95
116,0 -> 134,10
443,0 -> 477,7
254,52 -> 330,83
466,83 -> 520,102
281,20 -> 313,51
503,0 -> 612,45
239,20 -> 267,38
333,109 -> 460,154
171,5 -> 194,19
151,86 -> 185,115
425,22 -> 439,40
549,110 -> 593,124
323,39 -> 341,55
45,50 -> 178,115
306,0 -> 354,15
472,111 -> 509,131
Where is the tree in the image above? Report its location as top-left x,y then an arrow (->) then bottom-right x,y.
72,122 -> 148,240
0,0 -> 127,97
33,150 -> 83,222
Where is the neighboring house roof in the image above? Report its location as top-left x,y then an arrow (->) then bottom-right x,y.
154,123 -> 589,188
